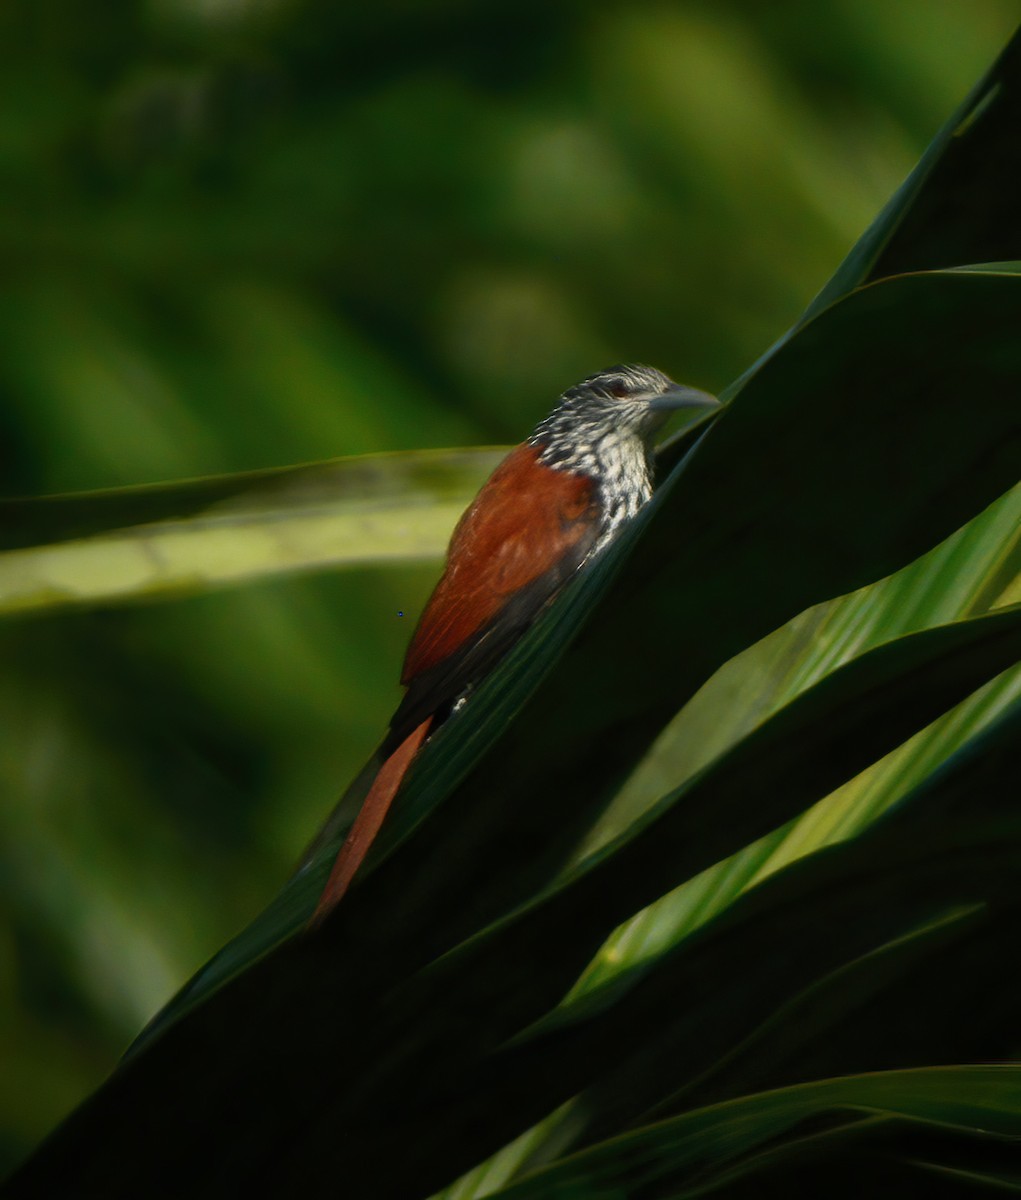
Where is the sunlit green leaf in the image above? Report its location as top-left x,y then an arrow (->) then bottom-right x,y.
488,1066 -> 1021,1200
0,450 -> 502,615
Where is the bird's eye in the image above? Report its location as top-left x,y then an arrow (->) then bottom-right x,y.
606,380 -> 630,398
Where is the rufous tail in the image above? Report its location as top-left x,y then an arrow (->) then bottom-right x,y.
310,717 -> 432,926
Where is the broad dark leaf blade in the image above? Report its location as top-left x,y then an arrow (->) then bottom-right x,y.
340,268 -> 1021,961
125,264 -> 1021,1055
14,200 -> 1021,1200
35,248 -> 1017,1195
464,700 -> 1021,1174
695,1115 -> 1021,1199
869,29 -> 1021,279
367,608 -> 1021,1064
480,1066 -> 1021,1200
23,619 -> 1020,1200
7,18 -> 1021,1200
804,26 -> 1021,319
678,1117 -> 1021,1200
695,1124 -> 1021,1200
643,903 -> 1007,1121
318,699 -> 1021,1198
394,838 -> 1021,1200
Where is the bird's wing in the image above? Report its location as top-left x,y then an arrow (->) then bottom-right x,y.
388,443 -> 598,743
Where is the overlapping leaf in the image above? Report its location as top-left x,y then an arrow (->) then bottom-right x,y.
7,24 -> 1021,1200
0,449 -> 501,614
487,1066 -> 1021,1200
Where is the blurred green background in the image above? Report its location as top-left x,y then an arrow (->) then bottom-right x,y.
0,0 -> 1017,1173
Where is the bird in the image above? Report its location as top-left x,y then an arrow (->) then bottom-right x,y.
310,363 -> 719,925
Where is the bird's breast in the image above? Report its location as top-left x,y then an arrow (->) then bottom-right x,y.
586,437 -> 654,552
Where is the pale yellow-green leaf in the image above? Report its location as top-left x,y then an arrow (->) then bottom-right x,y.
0,449 -> 504,616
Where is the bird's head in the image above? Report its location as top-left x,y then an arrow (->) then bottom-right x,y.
530,363 -> 718,472
561,364 -> 717,437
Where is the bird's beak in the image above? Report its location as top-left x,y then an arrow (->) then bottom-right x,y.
648,384 -> 721,413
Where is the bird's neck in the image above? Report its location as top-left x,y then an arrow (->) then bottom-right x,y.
529,421 -> 655,552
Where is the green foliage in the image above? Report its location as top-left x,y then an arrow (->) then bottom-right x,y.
0,449 -> 503,614
3,4 -> 1021,1197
